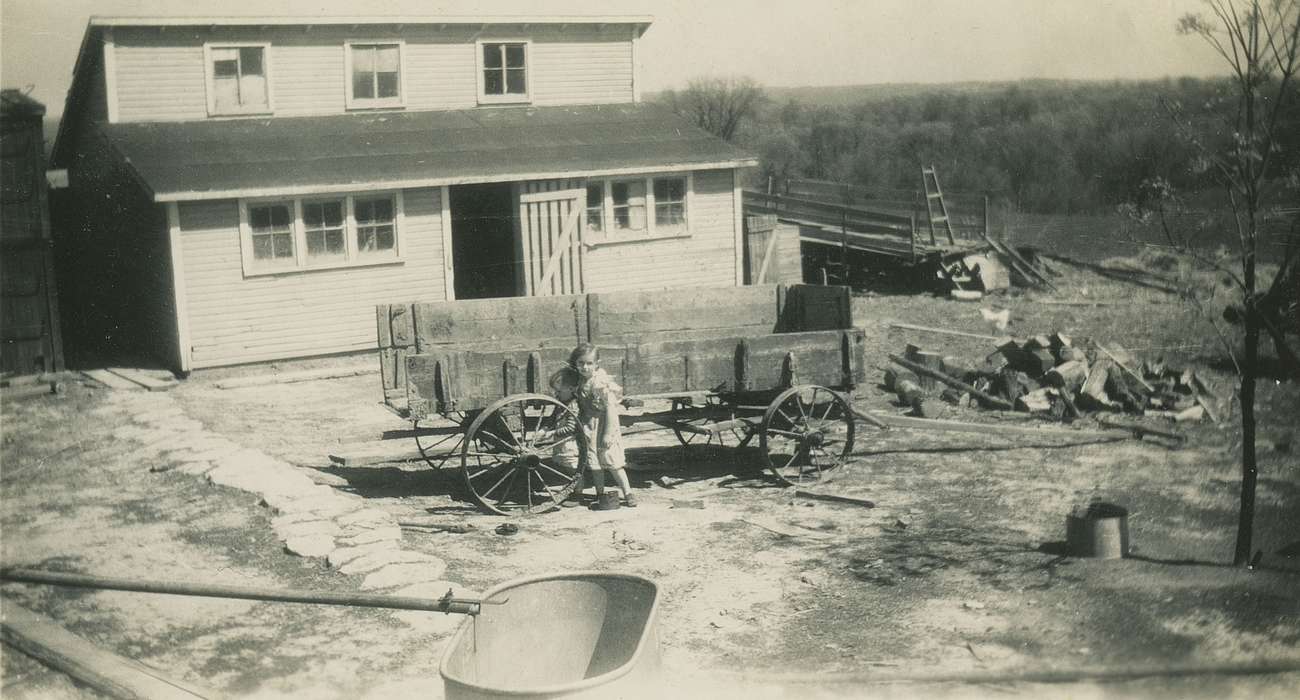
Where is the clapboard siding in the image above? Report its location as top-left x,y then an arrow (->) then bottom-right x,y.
177,187 -> 447,368
111,25 -> 633,122
532,42 -> 632,105
582,169 -> 738,293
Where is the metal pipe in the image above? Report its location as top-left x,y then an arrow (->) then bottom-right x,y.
0,568 -> 492,616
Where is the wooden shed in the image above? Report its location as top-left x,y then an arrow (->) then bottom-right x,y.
1,90 -> 64,376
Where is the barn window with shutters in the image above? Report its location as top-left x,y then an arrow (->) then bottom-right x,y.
204,44 -> 271,116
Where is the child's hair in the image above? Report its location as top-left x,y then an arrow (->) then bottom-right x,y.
548,367 -> 581,394
568,343 -> 598,368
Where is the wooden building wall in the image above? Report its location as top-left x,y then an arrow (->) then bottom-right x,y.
582,169 -> 738,293
112,24 -> 634,122
55,126 -> 175,368
176,187 -> 448,368
1,98 -> 64,375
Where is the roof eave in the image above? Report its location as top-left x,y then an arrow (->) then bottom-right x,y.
152,157 -> 759,203
88,15 -> 655,29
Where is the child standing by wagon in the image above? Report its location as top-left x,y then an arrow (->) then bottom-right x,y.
569,343 -> 637,508
545,366 -> 588,507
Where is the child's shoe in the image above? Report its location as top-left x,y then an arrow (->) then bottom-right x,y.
623,492 -> 639,508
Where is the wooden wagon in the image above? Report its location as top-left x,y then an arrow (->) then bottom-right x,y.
377,284 -> 871,515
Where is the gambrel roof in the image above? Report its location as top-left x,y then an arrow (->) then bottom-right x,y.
97,103 -> 758,202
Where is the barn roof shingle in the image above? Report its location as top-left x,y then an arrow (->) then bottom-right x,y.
100,103 -> 757,202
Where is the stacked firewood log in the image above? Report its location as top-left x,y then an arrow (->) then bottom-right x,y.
885,336 -> 1221,422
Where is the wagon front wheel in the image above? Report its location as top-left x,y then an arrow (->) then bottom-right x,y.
760,385 -> 854,486
461,394 -> 581,516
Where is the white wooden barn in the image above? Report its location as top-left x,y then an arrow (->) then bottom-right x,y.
51,15 -> 757,372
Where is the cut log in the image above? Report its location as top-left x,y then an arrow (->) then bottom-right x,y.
1050,332 -> 1072,350
889,353 -> 1014,411
1024,335 -> 1053,351
883,368 -> 918,393
997,368 -> 1038,403
905,346 -> 945,391
1097,344 -> 1154,393
1022,348 -> 1057,377
895,379 -> 925,410
1080,359 -> 1114,405
1188,372 -> 1221,424
1043,360 -> 1089,393
1015,387 -> 1057,413
914,398 -> 948,419
1057,346 -> 1087,364
1174,405 -> 1206,422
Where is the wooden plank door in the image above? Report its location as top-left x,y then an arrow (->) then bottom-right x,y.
518,179 -> 585,296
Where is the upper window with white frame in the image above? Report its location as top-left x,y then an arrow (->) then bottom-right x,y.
204,44 -> 271,116
584,173 -> 693,244
477,41 -> 530,104
346,41 -> 405,109
240,192 -> 402,276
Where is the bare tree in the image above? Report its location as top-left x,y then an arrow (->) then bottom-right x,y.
662,77 -> 765,142
1170,0 -> 1300,567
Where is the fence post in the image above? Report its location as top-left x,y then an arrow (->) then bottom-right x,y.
983,195 -> 990,240
909,212 -> 917,264
840,208 -> 848,287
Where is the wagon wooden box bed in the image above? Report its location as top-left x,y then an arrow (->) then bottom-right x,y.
377,284 -> 869,515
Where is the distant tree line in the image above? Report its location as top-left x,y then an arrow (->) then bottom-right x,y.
662,78 -> 1299,214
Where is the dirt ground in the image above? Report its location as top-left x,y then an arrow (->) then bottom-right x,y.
3,257 -> 1299,699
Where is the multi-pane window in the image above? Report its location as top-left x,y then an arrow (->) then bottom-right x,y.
355,196 -> 396,253
241,193 -> 402,276
303,201 -> 346,260
653,177 -> 688,228
480,42 -> 528,101
585,183 -> 604,233
611,180 -> 648,232
207,45 -> 269,115
249,203 -> 294,262
584,174 -> 693,244
348,43 -> 403,107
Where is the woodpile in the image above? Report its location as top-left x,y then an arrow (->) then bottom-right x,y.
886,336 -> 1222,422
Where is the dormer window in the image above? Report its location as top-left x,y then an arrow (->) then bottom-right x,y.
346,41 -> 405,109
204,43 -> 272,116
477,41 -> 530,104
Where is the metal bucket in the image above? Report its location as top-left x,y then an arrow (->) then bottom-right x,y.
1066,502 -> 1130,559
440,572 -> 662,700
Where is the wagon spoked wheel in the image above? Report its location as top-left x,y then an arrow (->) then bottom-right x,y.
414,412 -> 469,471
671,396 -> 745,447
760,385 -> 855,486
461,394 -> 581,516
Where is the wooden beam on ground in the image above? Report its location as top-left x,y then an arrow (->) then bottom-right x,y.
888,322 -> 999,341
107,368 -> 178,392
866,413 -> 1132,442
214,366 -> 373,390
888,353 -> 1014,410
793,490 -> 875,508
1,602 -> 214,700
328,440 -> 431,467
82,369 -> 142,390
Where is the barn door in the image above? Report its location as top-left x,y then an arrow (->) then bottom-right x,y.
518,179 -> 585,296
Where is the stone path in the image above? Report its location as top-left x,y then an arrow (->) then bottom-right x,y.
98,389 -> 478,634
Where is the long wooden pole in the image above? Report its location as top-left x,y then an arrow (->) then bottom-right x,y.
3,603 -> 214,700
0,569 -> 487,616
887,353 -> 1014,410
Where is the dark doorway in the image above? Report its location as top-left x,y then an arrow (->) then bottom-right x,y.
450,183 -> 519,299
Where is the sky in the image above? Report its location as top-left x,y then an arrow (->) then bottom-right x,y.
1,0 -> 1226,119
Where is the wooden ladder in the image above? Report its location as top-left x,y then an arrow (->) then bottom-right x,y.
921,165 -> 957,246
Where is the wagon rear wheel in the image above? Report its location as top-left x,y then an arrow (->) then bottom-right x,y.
671,396 -> 747,447
414,412 -> 470,471
461,394 -> 580,516
759,385 -> 854,486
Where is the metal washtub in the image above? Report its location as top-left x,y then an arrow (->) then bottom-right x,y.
439,572 -> 662,699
